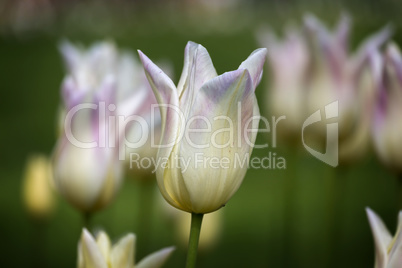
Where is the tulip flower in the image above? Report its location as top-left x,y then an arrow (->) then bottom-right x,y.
78,228 -> 175,268
139,41 -> 266,268
258,14 -> 391,163
59,40 -> 161,175
258,26 -> 310,138
303,14 -> 391,163
366,208 -> 402,268
22,154 -> 56,219
52,76 -> 124,213
371,43 -> 402,172
138,41 -> 266,214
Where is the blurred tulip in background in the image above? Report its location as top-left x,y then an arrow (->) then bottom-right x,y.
22,154 -> 56,219
371,43 -> 402,173
78,228 -> 174,268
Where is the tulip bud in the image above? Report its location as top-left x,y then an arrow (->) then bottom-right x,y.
366,208 -> 402,268
78,228 -> 175,268
22,154 -> 56,219
139,41 -> 267,214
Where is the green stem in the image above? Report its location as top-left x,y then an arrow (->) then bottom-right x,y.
186,213 -> 204,268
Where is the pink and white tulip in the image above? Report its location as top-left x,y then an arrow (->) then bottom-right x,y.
138,41 -> 266,214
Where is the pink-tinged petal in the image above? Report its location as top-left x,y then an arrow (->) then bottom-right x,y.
136,247 -> 175,268
366,208 -> 392,268
177,41 -> 218,121
334,14 -> 351,51
352,25 -> 392,75
177,41 -> 218,97
304,13 -> 329,37
137,50 -> 178,117
91,76 -> 117,148
138,50 -> 187,210
87,41 -> 117,71
264,29 -> 309,102
370,49 -> 387,131
61,77 -> 87,110
137,49 -> 180,149
238,48 -> 267,89
81,229 -> 108,268
59,40 -> 82,72
179,69 -> 255,213
386,43 -> 402,84
388,211 -> 402,267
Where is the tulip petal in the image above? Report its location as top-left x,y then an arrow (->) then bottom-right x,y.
304,13 -> 329,37
77,242 -> 84,268
388,211 -> 402,267
366,208 -> 393,268
136,247 -> 175,268
386,43 -> 402,83
87,41 -> 117,74
352,24 -> 392,75
53,142 -> 114,211
61,77 -> 87,110
334,14 -> 351,51
59,40 -> 82,72
81,229 -> 108,268
177,42 -> 218,124
179,69 -> 256,213
96,231 -> 112,264
137,50 -> 177,109
238,48 -> 267,89
138,50 -> 190,210
177,41 -> 218,98
370,49 -> 386,130
137,50 -> 180,148
111,233 -> 135,268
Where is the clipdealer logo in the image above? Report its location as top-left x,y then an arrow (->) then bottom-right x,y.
302,101 -> 338,167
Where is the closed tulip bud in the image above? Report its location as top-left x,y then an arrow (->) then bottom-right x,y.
53,77 -> 123,212
78,228 -> 175,268
138,41 -> 267,214
371,43 -> 402,171
366,208 -> 402,268
22,154 -> 56,219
